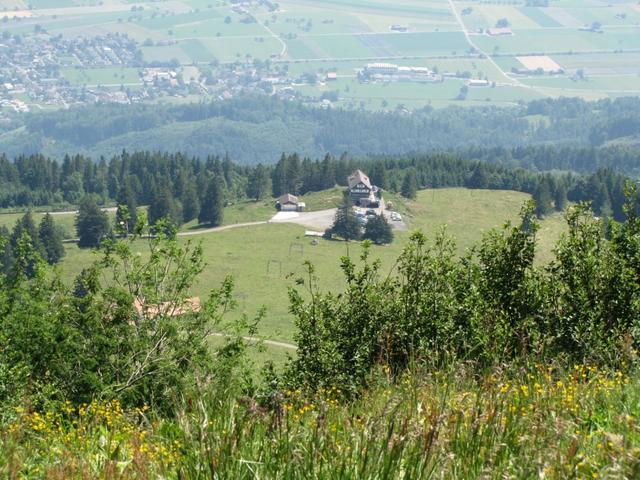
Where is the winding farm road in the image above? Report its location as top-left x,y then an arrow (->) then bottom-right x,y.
210,332 -> 297,350
446,0 -> 519,87
178,221 -> 268,236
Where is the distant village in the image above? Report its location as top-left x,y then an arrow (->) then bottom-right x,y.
0,29 -> 334,113
0,22 -> 494,114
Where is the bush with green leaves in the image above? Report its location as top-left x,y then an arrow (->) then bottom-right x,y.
285,197 -> 640,395
0,217 -> 259,412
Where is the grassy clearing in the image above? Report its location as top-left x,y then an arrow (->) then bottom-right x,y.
0,210 -> 116,240
2,363 -> 638,478
399,188 -> 565,264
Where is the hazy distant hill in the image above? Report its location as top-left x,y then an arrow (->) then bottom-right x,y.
1,96 -> 640,165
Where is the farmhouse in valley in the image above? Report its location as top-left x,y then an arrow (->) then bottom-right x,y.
487,27 -> 513,36
276,193 -> 306,212
348,170 -> 379,207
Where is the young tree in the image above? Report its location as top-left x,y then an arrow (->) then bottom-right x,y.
332,200 -> 362,242
364,213 -> 394,245
199,176 -> 225,226
76,195 -> 110,249
401,169 -> 418,199
38,213 -> 65,264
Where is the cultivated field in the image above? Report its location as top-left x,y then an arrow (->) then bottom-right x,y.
2,0 -> 640,110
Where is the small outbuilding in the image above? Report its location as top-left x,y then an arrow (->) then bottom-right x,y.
487,27 -> 513,36
276,193 -> 306,212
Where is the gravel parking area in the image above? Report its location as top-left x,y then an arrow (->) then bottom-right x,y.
270,202 -> 408,232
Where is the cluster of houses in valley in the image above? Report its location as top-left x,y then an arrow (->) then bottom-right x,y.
275,170 -> 381,212
0,33 -> 145,110
0,32 -> 213,111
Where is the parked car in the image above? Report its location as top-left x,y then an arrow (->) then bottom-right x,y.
390,212 -> 402,221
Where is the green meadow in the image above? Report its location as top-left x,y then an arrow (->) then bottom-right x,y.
0,188 -> 566,360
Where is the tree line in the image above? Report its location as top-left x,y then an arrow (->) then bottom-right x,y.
0,150 -> 632,227
0,212 -> 65,279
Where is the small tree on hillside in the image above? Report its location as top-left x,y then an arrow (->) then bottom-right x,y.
332,201 -> 361,242
364,213 -> 394,245
199,176 -> 225,226
401,169 -> 418,199
38,213 -> 65,264
76,195 -> 110,249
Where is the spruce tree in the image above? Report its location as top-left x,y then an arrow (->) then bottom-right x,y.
247,164 -> 271,201
401,169 -> 418,199
272,154 -> 288,197
181,183 -> 201,223
593,182 -> 612,217
199,176 -> 225,226
286,153 -> 302,194
38,213 -> 65,264
319,154 -> 337,190
469,165 -> 490,189
76,195 -> 110,249
554,182 -> 568,212
370,162 -> 388,190
533,179 -> 553,218
364,213 -> 394,245
149,182 -> 182,227
0,226 -> 13,276
332,200 -> 361,242
11,211 -> 46,262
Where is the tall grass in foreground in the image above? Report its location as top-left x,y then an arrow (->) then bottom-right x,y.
2,363 -> 639,479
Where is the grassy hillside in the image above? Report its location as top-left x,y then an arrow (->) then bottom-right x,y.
3,362 -> 638,478
0,187 -> 566,366
37,188 -> 565,359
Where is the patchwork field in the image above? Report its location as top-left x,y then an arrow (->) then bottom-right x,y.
516,55 -> 562,73
2,0 -> 640,109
